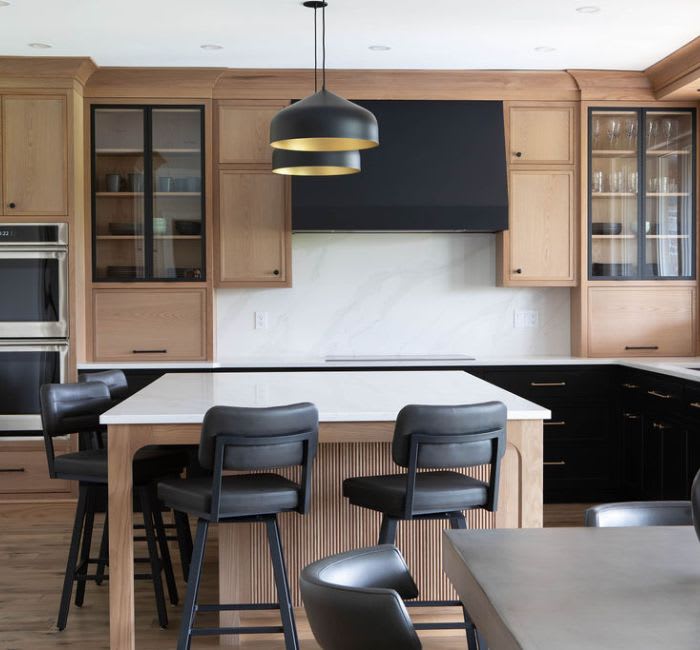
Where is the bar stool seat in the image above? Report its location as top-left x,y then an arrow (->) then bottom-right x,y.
159,473 -> 301,517
343,471 -> 488,518
54,447 -> 189,484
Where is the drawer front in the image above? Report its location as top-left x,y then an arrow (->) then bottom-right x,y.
544,440 -> 610,481
93,289 -> 207,361
588,287 -> 695,357
641,374 -> 684,414
684,382 -> 700,420
0,450 -> 70,494
544,405 -> 610,442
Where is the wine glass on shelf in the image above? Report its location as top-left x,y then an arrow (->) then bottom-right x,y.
647,120 -> 658,150
591,118 -> 601,149
607,119 -> 621,149
624,119 -> 637,151
661,118 -> 675,150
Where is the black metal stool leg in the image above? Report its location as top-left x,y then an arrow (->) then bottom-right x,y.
266,516 -> 299,650
138,486 -> 168,629
74,488 -> 96,607
177,519 -> 208,650
449,513 -> 468,530
95,517 -> 109,585
378,515 -> 398,544
150,489 -> 179,605
173,510 -> 193,582
56,485 -> 87,630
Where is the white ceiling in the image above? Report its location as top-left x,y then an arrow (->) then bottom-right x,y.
0,0 -> 699,70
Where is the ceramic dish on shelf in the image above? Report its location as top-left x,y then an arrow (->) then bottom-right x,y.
591,262 -> 634,277
174,220 -> 201,235
108,222 -> 143,236
591,222 -> 622,235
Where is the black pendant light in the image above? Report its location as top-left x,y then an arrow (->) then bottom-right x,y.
270,1 -> 379,153
272,149 -> 361,176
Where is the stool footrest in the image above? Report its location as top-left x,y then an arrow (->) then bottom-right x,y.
406,599 -> 462,607
197,603 -> 280,612
190,625 -> 285,637
414,622 -> 467,631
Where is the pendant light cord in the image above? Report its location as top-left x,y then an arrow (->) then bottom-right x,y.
313,6 -> 318,92
322,2 -> 326,90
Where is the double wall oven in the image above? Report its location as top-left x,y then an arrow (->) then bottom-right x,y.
0,224 -> 69,436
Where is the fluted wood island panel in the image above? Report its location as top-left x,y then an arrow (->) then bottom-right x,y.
102,371 -> 548,650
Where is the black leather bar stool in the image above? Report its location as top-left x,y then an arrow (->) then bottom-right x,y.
158,402 -> 319,650
40,381 -> 190,630
342,401 -> 507,648
584,501 -> 692,527
80,369 -> 195,580
301,545 -> 422,650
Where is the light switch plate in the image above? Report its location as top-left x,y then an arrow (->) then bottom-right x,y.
255,311 -> 269,330
514,309 -> 539,329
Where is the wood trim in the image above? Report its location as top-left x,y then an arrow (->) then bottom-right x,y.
646,36 -> 700,99
0,56 -> 96,86
568,70 -> 656,101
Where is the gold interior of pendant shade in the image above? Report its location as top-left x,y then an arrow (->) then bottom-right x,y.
271,136 -> 379,152
273,165 -> 360,176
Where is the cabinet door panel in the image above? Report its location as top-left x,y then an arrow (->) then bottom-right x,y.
218,104 -> 284,165
93,289 -> 206,361
508,170 -> 574,282
588,287 -> 695,356
509,106 -> 574,165
217,170 -> 289,285
3,96 -> 67,215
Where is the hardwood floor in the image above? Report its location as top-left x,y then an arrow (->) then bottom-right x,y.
0,501 -> 588,649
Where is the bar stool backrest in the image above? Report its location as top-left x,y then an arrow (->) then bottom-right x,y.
79,369 -> 130,402
39,382 -> 111,478
584,501 -> 692,527
300,545 -> 422,650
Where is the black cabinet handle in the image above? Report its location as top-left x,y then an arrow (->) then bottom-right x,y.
647,390 -> 673,400
544,460 -> 566,466
0,467 -> 25,473
273,269 -> 280,276
625,345 -> 659,350
544,421 -> 566,427
530,381 -> 566,387
132,349 -> 167,354
7,202 -> 15,209
514,151 -> 523,158
621,383 -> 639,389
513,268 -> 523,274
623,412 -> 640,420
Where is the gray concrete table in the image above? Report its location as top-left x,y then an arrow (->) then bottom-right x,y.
444,527 -> 700,650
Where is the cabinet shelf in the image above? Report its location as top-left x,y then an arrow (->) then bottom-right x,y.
95,149 -> 144,155
646,193 -> 690,197
592,234 -> 636,239
153,148 -> 201,154
592,149 -> 636,157
96,235 -> 202,240
154,192 -> 201,197
646,149 -> 690,156
646,234 -> 690,240
96,192 -> 143,197
592,192 -> 637,197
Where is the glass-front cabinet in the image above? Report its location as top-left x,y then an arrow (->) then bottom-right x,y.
91,105 -> 205,282
589,108 -> 695,280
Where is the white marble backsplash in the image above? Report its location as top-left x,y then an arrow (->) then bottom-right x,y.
215,233 -> 571,359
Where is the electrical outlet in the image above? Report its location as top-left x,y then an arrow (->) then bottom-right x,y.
254,311 -> 268,330
513,309 -> 539,329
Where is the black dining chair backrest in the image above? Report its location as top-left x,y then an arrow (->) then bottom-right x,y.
39,382 -> 112,478
391,401 -> 507,513
198,403 -> 319,518
584,501 -> 692,527
300,545 -> 421,650
79,369 -> 130,402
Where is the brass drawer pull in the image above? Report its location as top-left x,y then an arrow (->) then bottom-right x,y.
544,421 -> 566,427
530,381 -> 566,387
623,412 -> 640,420
132,349 -> 168,354
625,345 -> 659,351
622,383 -> 639,389
690,402 -> 700,409
0,467 -> 25,473
652,422 -> 671,430
648,390 -> 672,399
544,460 -> 566,466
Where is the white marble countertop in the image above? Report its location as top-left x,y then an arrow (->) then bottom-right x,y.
100,370 -> 550,425
80,356 -> 700,383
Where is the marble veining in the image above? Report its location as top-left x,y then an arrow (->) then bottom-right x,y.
100,370 -> 550,425
215,233 -> 571,359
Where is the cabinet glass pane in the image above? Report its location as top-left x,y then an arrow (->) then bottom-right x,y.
93,108 -> 146,281
151,109 -> 204,280
590,111 -> 639,279
644,111 -> 693,278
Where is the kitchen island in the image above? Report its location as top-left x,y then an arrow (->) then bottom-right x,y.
101,370 -> 549,650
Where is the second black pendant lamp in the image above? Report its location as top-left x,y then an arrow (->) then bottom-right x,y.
269,1 -> 379,153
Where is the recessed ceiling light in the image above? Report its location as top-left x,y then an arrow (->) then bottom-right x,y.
0,1 -> 11,7
576,5 -> 601,13
369,45 -> 391,51
200,44 -> 223,51
534,46 -> 556,53
28,42 -> 52,49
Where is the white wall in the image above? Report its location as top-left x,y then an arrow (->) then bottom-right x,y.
216,233 -> 571,360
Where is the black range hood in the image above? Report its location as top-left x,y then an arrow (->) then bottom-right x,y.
291,100 -> 508,232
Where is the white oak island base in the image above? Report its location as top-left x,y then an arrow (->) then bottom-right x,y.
107,418 -> 542,649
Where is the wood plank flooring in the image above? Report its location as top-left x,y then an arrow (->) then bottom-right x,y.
0,501 -> 589,649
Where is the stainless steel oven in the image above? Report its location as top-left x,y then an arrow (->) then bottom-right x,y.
0,339 -> 68,436
0,223 -> 68,339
